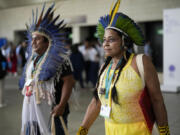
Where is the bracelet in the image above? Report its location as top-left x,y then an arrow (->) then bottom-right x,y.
158,125 -> 170,135
77,126 -> 88,135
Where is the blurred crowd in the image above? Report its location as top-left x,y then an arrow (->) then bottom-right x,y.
67,37 -> 104,89
0,37 -> 104,89
0,41 -> 28,77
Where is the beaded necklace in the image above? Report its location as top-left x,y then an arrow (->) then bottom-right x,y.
31,54 -> 45,78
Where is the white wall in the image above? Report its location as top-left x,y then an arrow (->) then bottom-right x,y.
161,8 -> 180,92
0,0 -> 180,41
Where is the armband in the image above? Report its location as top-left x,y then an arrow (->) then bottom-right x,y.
158,125 -> 170,135
76,126 -> 88,135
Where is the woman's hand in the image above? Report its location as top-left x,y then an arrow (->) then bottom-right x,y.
76,126 -> 88,135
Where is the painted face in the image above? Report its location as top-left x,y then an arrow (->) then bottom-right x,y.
32,33 -> 49,55
103,29 -> 123,57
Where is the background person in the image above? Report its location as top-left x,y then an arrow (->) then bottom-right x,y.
0,50 -> 8,108
79,37 -> 99,88
70,43 -> 85,88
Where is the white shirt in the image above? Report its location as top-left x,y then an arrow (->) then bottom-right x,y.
79,45 -> 98,62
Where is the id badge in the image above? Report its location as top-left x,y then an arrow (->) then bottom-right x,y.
100,105 -> 111,118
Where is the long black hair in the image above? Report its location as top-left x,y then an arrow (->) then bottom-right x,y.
94,29 -> 133,104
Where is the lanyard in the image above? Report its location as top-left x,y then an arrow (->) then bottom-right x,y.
105,58 -> 123,99
31,54 -> 45,77
105,62 -> 114,99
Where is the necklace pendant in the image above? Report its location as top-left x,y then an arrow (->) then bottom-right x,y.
99,88 -> 106,94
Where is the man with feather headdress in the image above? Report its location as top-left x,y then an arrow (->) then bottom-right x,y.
19,3 -> 75,135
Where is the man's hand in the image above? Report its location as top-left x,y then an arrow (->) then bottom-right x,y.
51,104 -> 65,117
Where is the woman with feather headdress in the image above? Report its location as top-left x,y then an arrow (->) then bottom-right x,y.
76,0 -> 170,135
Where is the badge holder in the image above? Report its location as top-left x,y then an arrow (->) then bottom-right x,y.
100,104 -> 111,118
100,86 -> 112,118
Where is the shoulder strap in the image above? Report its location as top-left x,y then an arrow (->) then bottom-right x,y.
123,53 -> 134,70
136,54 -> 145,87
126,53 -> 134,67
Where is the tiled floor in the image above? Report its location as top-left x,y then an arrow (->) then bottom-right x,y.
0,75 -> 180,135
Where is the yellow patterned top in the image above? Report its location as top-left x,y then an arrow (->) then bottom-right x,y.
98,54 -> 145,124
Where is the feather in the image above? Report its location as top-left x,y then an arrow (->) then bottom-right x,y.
36,3 -> 45,28
35,8 -> 38,24
48,15 -> 60,26
32,9 -> 35,24
42,3 -> 55,21
109,0 -> 121,26
115,14 -> 145,45
56,20 -> 64,28
47,11 -> 54,23
25,23 -> 29,30
109,1 -> 114,20
97,23 -> 105,43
